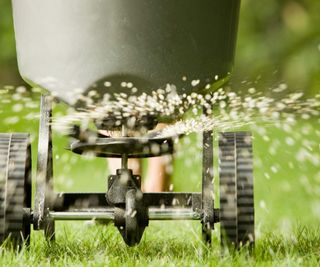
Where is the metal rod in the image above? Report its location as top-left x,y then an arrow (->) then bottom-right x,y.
121,124 -> 128,169
149,208 -> 201,220
121,124 -> 128,137
121,154 -> 128,169
50,210 -> 114,221
49,208 -> 201,221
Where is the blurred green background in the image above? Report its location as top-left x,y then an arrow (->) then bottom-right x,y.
0,0 -> 319,235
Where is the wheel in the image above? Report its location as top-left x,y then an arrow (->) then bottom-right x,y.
124,189 -> 147,246
124,189 -> 142,246
219,132 -> 254,249
0,133 -> 32,248
117,189 -> 147,246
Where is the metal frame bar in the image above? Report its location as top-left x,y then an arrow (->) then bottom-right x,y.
49,208 -> 201,221
30,94 -> 221,247
201,107 -> 215,243
34,95 -> 55,240
53,192 -> 202,211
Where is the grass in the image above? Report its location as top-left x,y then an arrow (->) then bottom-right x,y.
1,223 -> 320,266
0,89 -> 319,266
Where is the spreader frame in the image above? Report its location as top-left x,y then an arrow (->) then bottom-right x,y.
0,94 -> 254,249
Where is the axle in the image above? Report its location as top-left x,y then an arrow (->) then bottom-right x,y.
49,208 -> 202,221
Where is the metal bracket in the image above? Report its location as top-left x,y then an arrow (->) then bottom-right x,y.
106,169 -> 141,205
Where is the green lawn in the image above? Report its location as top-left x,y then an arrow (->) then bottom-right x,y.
0,89 -> 319,266
1,223 -> 320,266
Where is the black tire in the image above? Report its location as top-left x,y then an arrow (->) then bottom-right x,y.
124,189 -> 140,246
123,189 -> 146,246
219,132 -> 254,249
0,133 -> 32,248
115,189 -> 147,247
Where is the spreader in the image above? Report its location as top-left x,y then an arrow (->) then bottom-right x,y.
0,0 -> 254,249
